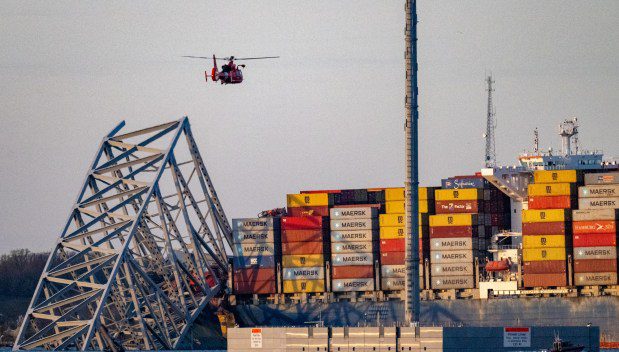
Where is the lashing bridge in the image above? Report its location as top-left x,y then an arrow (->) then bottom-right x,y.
13,117 -> 232,351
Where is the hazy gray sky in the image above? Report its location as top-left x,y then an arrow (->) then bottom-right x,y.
1,1 -> 618,253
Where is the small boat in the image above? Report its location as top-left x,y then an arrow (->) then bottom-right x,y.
549,334 -> 585,352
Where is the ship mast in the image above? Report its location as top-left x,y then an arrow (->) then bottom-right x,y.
484,75 -> 496,167
404,0 -> 420,325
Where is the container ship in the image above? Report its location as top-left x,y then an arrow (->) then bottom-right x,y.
225,119 -> 619,341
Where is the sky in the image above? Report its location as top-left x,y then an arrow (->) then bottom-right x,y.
0,1 -> 618,253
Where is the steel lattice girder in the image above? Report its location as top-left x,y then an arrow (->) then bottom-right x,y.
13,117 -> 233,351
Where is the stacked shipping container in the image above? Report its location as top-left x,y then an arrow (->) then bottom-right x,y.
572,172 -> 619,286
330,206 -> 377,292
281,193 -> 331,293
232,218 -> 279,294
522,170 -> 579,288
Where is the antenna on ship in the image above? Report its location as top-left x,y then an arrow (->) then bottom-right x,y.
559,117 -> 579,156
533,128 -> 539,154
404,0 -> 421,326
484,74 -> 496,167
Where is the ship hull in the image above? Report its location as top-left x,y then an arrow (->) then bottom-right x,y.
232,296 -> 619,337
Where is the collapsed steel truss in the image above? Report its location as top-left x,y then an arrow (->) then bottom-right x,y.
14,117 -> 232,351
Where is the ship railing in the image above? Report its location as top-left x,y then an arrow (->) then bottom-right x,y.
488,244 -> 520,251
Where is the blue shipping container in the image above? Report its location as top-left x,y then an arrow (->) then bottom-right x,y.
441,177 -> 488,189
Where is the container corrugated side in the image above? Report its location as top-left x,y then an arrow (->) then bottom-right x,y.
574,272 -> 618,286
379,251 -> 404,265
332,253 -> 374,266
573,233 -> 617,247
432,276 -> 475,289
573,259 -> 618,272
330,230 -> 375,242
287,193 -> 332,207
379,226 -> 429,239
573,246 -> 617,260
533,170 -> 580,184
234,280 -> 277,294
523,273 -> 567,287
233,230 -> 276,244
379,213 -> 429,227
522,209 -> 571,223
282,279 -> 325,293
584,172 -> 619,185
431,250 -> 476,264
332,278 -> 374,292
281,229 -> 324,243
435,188 -> 482,201
330,219 -> 378,231
281,241 -> 324,255
573,220 -> 616,234
579,184 -> 619,198
441,177 -> 488,190
430,225 -> 480,238
380,264 -> 406,278
233,268 -> 276,282
522,248 -> 567,261
572,209 -> 619,221
282,267 -> 324,280
331,241 -> 375,254
429,214 -> 479,227
330,207 -> 377,219
522,221 -> 568,236
381,278 -> 405,290
287,206 -> 330,217
527,183 -> 576,197
379,239 -> 405,252
522,235 -> 566,249
282,254 -> 324,267
232,217 -> 280,231
578,197 -> 619,210
431,263 -> 474,277
233,243 -> 276,257
528,195 -> 574,210
522,260 -> 566,274
434,200 -> 480,214
232,255 -> 275,269
430,238 -> 476,251
281,216 -> 325,230
331,265 -> 373,279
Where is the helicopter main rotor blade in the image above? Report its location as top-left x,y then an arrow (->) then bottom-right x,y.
233,56 -> 280,60
182,56 -> 211,59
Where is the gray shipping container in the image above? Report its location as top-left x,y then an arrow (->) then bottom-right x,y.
579,184 -> 619,198
330,219 -> 378,231
431,238 -> 476,251
331,241 -> 375,254
431,263 -> 474,277
283,266 -> 324,280
574,272 -> 618,286
233,230 -> 276,244
431,250 -> 476,264
330,207 -> 377,219
585,171 -> 619,185
432,275 -> 475,289
573,208 -> 619,221
574,246 -> 617,260
578,197 -> 619,210
330,230 -> 375,243
381,277 -> 405,290
332,253 -> 374,266
232,217 -> 279,231
332,278 -> 375,292
381,264 -> 406,278
232,242 -> 276,257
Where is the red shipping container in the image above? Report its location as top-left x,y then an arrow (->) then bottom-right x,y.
434,200 -> 480,214
380,239 -> 405,252
234,268 -> 276,283
522,273 -> 567,288
332,265 -> 374,279
380,251 -> 405,265
528,195 -> 574,209
430,226 -> 479,238
281,241 -> 323,255
574,259 -> 618,273
234,280 -> 276,294
287,206 -> 330,217
573,233 -> 617,247
281,216 -> 325,230
522,260 -> 566,274
281,229 -> 324,243
573,221 -> 616,235
522,221 -> 567,236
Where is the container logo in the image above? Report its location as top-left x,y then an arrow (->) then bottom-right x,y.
540,237 -> 547,246
541,250 -> 547,258
545,186 -> 552,194
453,190 -> 459,199
300,257 -> 306,265
552,172 -> 558,181
540,211 -> 546,220
301,282 -> 307,290
447,216 -> 454,224
304,196 -> 310,204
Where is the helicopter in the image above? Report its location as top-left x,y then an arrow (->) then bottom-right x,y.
182,55 -> 279,85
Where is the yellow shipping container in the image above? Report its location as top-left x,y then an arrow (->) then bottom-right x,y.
522,235 -> 566,249
435,188 -> 482,201
533,170 -> 578,184
521,209 -> 570,223
283,279 -> 325,293
527,183 -> 574,196
429,214 -> 478,227
523,248 -> 567,261
286,193 -> 331,207
385,201 -> 405,214
379,226 -> 426,239
385,200 -> 430,214
385,188 -> 405,201
380,214 -> 428,227
282,254 -> 324,267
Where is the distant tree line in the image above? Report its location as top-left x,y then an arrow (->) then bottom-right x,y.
0,249 -> 48,298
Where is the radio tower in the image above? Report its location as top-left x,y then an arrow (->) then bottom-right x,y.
484,74 -> 496,168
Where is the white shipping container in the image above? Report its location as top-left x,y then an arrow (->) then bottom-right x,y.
330,219 -> 378,231
283,267 -> 324,280
233,230 -> 276,244
584,172 -> 619,185
331,241 -> 375,254
232,217 -> 278,231
381,264 -> 406,278
233,242 -> 276,257
332,253 -> 374,266
432,275 -> 475,289
578,197 -> 619,210
579,185 -> 619,198
431,250 -> 476,264
330,230 -> 375,243
330,207 -> 377,220
573,246 -> 617,260
332,278 -> 374,292
572,209 -> 619,221
430,238 -> 476,250
381,278 -> 405,290
431,263 -> 474,277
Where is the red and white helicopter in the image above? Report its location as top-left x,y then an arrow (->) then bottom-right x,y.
182,55 -> 279,85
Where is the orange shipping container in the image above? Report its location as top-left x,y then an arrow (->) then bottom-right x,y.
281,241 -> 323,255
573,221 -> 616,234
528,195 -> 574,210
331,265 -> 374,279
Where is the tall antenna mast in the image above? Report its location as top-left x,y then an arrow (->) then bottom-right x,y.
484,74 -> 496,167
404,0 -> 420,325
533,127 -> 539,154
